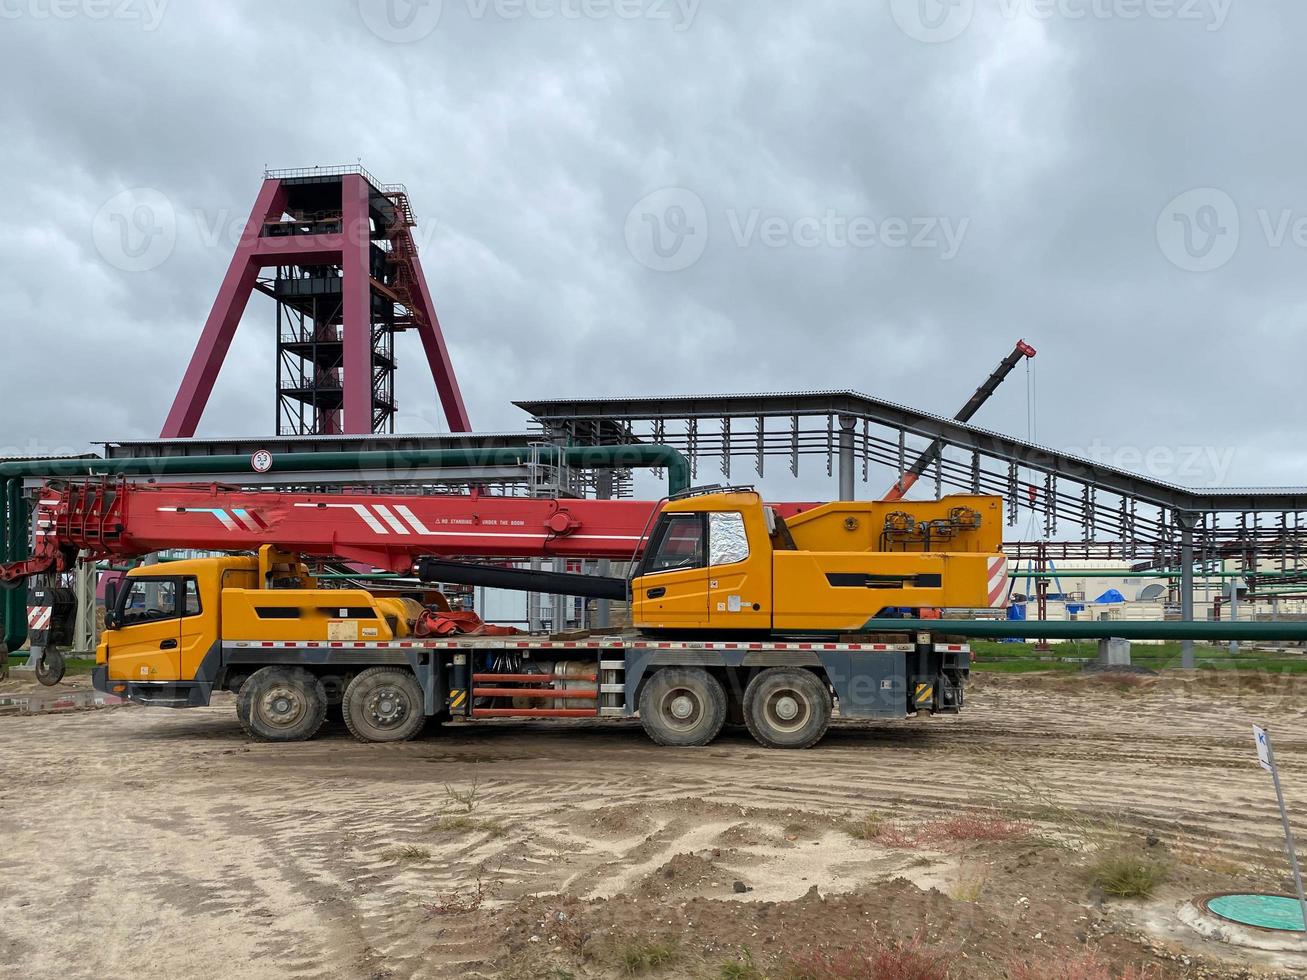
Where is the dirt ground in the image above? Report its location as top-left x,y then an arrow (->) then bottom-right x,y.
2,671 -> 1307,979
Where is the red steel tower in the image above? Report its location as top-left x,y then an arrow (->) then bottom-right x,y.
162,166 -> 470,437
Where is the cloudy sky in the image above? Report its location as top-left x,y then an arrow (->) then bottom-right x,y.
0,0 -> 1302,500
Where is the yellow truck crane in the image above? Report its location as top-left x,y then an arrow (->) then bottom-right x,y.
11,482 -> 1005,748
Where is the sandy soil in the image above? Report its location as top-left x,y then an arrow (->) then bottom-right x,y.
2,671 -> 1307,978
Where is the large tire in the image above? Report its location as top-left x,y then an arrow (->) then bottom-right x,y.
34,649 -> 66,687
342,667 -> 427,743
237,666 -> 328,742
743,668 -> 832,750
638,667 -> 727,747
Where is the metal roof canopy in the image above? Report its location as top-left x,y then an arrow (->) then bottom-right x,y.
516,390 -> 1307,513
516,391 -> 1307,567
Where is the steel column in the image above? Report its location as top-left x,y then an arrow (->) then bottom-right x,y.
595,469 -> 614,629
73,552 -> 97,655
1177,512 -> 1196,669
340,174 -> 374,434
408,248 -> 471,431
837,415 -> 856,501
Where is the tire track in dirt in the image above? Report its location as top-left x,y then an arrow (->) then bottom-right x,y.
3,679 -> 1305,978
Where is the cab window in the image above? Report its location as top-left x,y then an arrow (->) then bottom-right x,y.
118,576 -> 201,625
644,514 -> 705,574
708,511 -> 749,566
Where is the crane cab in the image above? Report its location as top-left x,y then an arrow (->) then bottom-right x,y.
630,489 -> 1004,635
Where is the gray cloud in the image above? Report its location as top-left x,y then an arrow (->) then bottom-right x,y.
0,0 -> 1300,507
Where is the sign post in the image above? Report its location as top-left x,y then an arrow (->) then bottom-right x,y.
1253,724 -> 1307,932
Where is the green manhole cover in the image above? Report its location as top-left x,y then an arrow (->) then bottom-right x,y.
1203,893 -> 1306,932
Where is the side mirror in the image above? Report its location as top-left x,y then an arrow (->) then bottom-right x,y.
104,582 -> 119,629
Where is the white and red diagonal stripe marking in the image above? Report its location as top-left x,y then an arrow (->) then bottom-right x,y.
987,556 -> 1009,607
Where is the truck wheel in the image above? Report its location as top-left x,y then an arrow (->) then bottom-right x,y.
237,666 -> 328,742
34,649 -> 66,687
743,668 -> 831,749
638,668 -> 727,747
342,667 -> 426,743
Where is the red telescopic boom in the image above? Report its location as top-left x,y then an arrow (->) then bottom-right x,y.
1,481 -> 666,584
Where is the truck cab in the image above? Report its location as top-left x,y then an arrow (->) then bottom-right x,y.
95,547 -> 420,706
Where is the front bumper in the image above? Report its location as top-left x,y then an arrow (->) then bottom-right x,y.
91,665 -> 211,708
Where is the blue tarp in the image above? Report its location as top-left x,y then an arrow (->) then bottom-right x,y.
1093,588 -> 1126,604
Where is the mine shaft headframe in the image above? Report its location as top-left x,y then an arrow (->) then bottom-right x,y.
161,165 -> 470,440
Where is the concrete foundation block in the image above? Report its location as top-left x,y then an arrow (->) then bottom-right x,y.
1097,636 -> 1132,666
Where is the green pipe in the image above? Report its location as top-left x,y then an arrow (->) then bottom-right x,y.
3,479 -> 28,652
0,444 -> 691,496
878,618 -> 1307,641
1010,569 -> 1261,579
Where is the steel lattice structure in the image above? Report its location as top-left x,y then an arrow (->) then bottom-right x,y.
516,391 -> 1307,584
163,166 -> 469,439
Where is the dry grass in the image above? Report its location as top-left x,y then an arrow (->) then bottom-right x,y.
608,936 -> 681,975
444,773 -> 483,813
783,936 -> 950,980
842,813 -> 884,841
719,951 -> 765,980
1091,849 -> 1170,898
843,812 -> 1031,849
423,874 -> 492,916
430,814 -> 507,837
948,868 -> 986,902
986,756 -> 1116,849
1007,951 -> 1158,980
378,844 -> 430,863
916,815 -> 1032,845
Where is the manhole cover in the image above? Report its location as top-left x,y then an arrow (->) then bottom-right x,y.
1201,893 -> 1306,932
